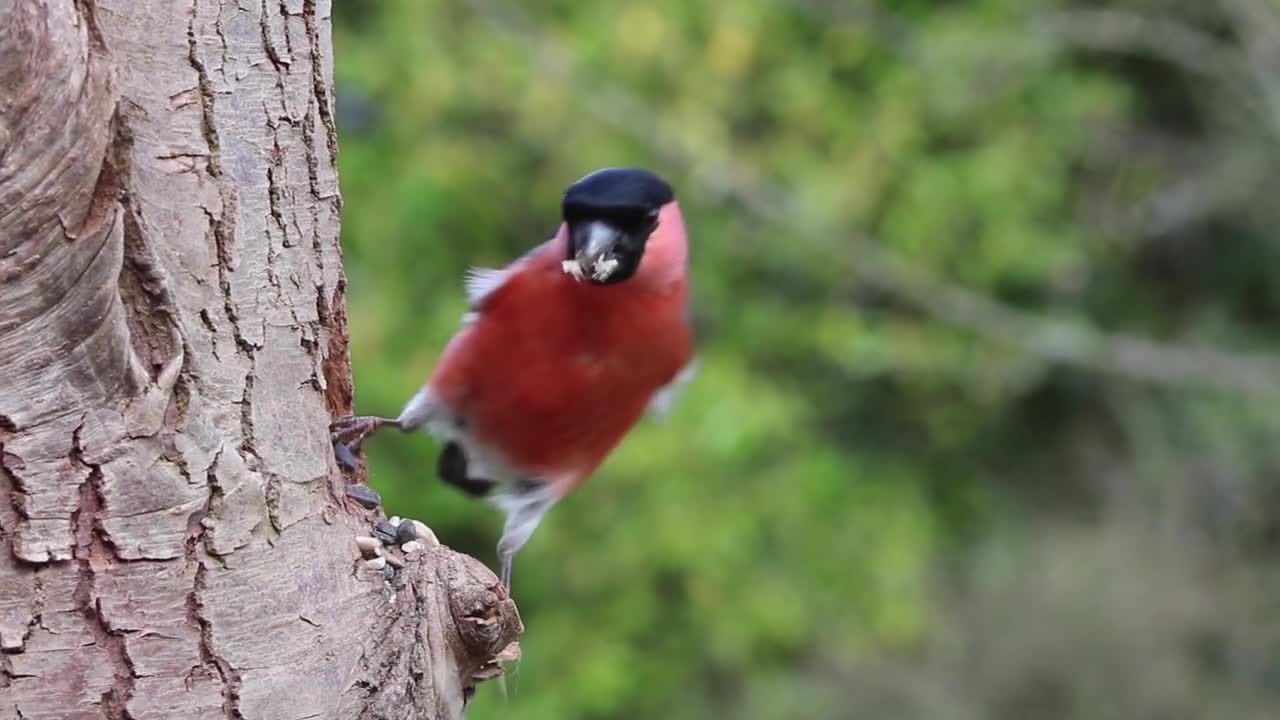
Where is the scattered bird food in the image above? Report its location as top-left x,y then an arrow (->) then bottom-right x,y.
345,485 -> 382,509
355,515 -> 440,582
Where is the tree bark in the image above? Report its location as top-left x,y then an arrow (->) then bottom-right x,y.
0,1 -> 521,718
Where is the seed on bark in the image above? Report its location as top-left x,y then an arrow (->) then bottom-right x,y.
395,521 -> 418,545
372,521 -> 398,545
345,485 -> 382,509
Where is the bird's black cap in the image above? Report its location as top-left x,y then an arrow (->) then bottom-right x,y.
562,167 -> 674,220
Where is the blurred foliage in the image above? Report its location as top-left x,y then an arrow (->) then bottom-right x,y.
333,0 -> 1280,717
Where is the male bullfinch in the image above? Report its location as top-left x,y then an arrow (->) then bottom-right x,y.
333,167 -> 696,588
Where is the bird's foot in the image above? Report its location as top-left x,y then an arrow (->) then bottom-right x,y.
330,415 -> 398,472
355,515 -> 439,582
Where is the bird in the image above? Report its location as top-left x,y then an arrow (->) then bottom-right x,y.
332,167 -> 696,588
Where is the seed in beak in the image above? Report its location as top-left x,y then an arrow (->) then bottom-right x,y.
591,256 -> 619,281
561,259 -> 587,281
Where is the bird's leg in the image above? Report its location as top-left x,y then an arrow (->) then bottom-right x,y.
500,551 -> 513,590
494,487 -> 553,592
330,415 -> 402,472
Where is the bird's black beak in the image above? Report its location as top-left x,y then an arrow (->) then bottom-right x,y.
566,220 -> 623,282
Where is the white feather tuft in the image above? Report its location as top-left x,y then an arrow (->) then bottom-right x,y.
464,267 -> 512,307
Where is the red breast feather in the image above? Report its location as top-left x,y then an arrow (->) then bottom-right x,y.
427,201 -> 694,496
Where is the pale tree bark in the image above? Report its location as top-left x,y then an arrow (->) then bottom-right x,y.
0,1 -> 521,718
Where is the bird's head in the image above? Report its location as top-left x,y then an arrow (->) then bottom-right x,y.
560,167 -> 680,285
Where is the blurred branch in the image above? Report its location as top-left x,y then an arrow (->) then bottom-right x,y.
769,0 -> 914,58
793,2 -> 1274,241
851,251 -> 1280,396
1098,152 -> 1267,240
1030,9 -> 1240,80
1031,5 -> 1280,246
1221,0 -> 1280,142
463,0 -> 1280,398
1032,5 -> 1280,142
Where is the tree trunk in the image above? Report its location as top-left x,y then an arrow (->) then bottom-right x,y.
0,1 -> 521,718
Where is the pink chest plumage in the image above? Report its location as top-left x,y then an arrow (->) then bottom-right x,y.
427,236 -> 693,492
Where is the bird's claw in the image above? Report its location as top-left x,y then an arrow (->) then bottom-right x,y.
331,415 -> 397,473
330,415 -> 381,449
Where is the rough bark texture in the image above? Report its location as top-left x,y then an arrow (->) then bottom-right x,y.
0,1 -> 521,718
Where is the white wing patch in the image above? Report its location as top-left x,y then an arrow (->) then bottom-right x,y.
463,267 -> 513,308
648,359 -> 699,419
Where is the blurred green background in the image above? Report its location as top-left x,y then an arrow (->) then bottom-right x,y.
333,1 -> 1280,717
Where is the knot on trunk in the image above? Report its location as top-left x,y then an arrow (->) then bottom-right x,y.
350,541 -> 524,719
